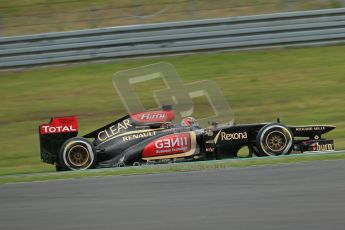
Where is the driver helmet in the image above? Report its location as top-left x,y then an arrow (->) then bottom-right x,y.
181,117 -> 199,127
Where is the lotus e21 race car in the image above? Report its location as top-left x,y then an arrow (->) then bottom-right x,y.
39,106 -> 336,171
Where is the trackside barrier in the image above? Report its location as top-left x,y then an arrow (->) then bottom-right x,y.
1,8 -> 345,68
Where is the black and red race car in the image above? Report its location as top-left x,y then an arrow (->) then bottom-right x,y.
39,106 -> 335,171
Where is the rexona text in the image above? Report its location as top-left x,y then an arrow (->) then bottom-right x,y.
221,132 -> 248,141
98,119 -> 132,142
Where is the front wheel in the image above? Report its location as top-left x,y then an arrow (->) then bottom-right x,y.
255,123 -> 294,157
58,137 -> 97,171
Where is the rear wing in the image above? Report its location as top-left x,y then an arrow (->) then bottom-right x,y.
39,116 -> 78,164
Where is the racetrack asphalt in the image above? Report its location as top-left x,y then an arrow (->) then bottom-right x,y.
1,160 -> 344,230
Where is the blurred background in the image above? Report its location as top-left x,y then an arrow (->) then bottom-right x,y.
1,0 -> 345,36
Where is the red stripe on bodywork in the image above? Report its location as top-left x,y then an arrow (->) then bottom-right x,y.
131,110 -> 175,124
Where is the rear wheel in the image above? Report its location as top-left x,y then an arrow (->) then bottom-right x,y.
58,137 -> 97,171
255,124 -> 293,156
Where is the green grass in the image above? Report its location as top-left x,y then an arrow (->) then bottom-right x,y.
1,152 -> 344,184
0,0 -> 343,35
0,45 -> 345,176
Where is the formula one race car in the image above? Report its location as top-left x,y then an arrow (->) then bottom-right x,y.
39,106 -> 336,171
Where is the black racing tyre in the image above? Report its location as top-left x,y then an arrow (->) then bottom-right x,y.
255,123 -> 294,157
58,137 -> 97,171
